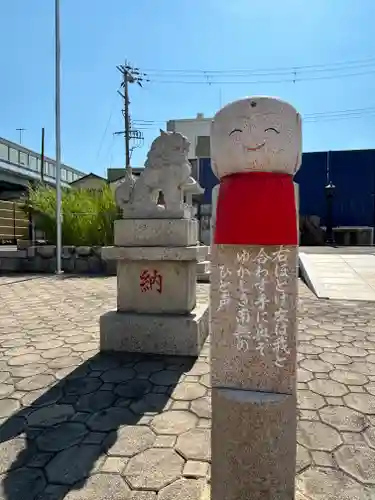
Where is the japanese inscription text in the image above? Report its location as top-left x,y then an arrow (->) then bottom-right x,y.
216,245 -> 294,368
139,269 -> 163,294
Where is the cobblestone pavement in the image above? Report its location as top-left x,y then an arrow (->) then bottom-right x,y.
0,275 -> 373,499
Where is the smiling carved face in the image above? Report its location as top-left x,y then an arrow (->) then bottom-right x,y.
210,96 -> 302,179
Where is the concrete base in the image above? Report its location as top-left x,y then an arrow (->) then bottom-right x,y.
114,218 -> 198,247
100,302 -> 209,356
211,388 -> 296,500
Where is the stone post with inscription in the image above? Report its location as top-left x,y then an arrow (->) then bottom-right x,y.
210,96 -> 302,499
100,130 -> 209,356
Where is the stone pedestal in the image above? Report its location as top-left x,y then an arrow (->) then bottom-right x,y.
100,228 -> 209,356
212,388 -> 296,500
100,303 -> 208,355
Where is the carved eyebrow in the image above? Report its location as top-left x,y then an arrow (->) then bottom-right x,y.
229,128 -> 243,136
265,127 -> 280,134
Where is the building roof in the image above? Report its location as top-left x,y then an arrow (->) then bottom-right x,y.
70,172 -> 107,185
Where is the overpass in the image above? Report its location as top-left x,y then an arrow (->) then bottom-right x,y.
0,136 -> 86,199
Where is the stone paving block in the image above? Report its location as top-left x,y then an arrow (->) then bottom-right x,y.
176,428 -> 210,461
107,425 -> 156,457
151,410 -> 197,435
63,474 -> 132,499
153,435 -> 176,448
36,422 -> 88,452
158,479 -> 206,500
0,467 -> 46,500
46,444 -> 104,485
335,444 -> 375,485
36,484 -> 69,499
0,438 -> 29,474
183,460 -> 209,478
298,420 -> 342,452
130,492 -> 157,500
296,467 -> 374,499
123,448 -> 184,491
100,456 -> 129,474
296,445 -> 311,474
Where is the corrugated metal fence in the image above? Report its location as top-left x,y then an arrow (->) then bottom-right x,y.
199,149 -> 375,228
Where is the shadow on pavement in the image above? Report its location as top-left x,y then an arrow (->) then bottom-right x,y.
0,352 -> 194,500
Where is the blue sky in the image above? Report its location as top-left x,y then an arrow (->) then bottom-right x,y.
1,0 -> 375,176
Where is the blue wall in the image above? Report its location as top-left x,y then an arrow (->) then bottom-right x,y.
294,152 -> 327,223
198,157 -> 219,204
199,149 -> 375,227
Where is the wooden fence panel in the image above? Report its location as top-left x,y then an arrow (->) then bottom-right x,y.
0,200 -> 29,243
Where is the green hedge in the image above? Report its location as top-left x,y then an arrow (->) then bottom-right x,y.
23,184 -> 120,246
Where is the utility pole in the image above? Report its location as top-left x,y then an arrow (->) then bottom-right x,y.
123,66 -> 130,169
16,128 -> 26,144
55,0 -> 63,275
40,127 -> 45,183
115,62 -> 148,172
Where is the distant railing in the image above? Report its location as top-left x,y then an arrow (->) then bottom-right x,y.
0,136 -> 85,186
0,200 -> 30,244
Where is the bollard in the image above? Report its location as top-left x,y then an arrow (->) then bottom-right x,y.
210,96 -> 302,500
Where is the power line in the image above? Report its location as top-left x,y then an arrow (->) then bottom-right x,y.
140,57 -> 375,86
133,105 -> 375,128
305,111 -> 375,124
145,67 -> 375,85
144,56 -> 375,76
95,97 -> 118,162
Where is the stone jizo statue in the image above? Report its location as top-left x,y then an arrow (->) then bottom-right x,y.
210,96 -> 302,500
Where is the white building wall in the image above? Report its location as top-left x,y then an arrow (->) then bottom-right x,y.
167,114 -> 212,159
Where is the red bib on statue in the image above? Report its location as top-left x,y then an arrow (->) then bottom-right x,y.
214,171 -> 297,246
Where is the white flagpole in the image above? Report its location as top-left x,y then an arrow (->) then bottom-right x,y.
55,0 -> 62,274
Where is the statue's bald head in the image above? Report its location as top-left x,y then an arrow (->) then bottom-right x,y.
210,96 -> 302,179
